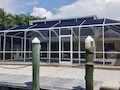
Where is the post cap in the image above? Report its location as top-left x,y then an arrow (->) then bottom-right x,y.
32,37 -> 40,43
85,36 -> 95,50
85,36 -> 94,42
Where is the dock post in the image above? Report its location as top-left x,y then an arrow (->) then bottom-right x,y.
85,36 -> 95,90
32,37 -> 41,90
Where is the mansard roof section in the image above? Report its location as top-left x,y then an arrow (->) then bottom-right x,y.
31,16 -> 96,28
31,21 -> 59,29
10,25 -> 33,30
30,16 -> 96,25
1,16 -> 120,32
82,19 -> 104,25
82,19 -> 120,26
105,19 -> 120,24
54,19 -> 84,27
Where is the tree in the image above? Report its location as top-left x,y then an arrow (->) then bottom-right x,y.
6,14 -> 16,27
0,8 -> 7,29
0,8 -> 45,29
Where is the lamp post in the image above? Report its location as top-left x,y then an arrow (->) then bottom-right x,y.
32,37 -> 41,90
85,36 -> 95,90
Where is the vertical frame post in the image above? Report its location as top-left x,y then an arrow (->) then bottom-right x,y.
11,37 -> 13,60
21,38 -> 23,59
102,25 -> 105,65
71,28 -> 73,64
29,39 -> 31,58
24,31 -> 26,62
3,32 -> 6,62
102,19 -> 106,66
79,27 -> 81,64
0,35 -> 1,51
59,28 -> 61,63
0,35 -> 1,60
49,29 -> 51,63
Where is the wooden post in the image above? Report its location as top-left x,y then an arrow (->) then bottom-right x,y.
32,37 -> 41,90
85,36 -> 95,90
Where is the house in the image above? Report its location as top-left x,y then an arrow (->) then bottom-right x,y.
0,16 -> 120,66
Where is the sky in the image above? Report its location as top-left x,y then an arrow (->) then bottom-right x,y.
0,0 -> 120,20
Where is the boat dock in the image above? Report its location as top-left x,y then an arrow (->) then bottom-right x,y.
0,64 -> 119,90
0,73 -> 102,90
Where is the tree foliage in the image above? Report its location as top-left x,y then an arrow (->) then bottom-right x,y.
0,8 -> 45,29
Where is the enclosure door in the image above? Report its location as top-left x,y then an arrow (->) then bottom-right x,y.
59,35 -> 72,65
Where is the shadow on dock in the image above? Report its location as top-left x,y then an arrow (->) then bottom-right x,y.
72,86 -> 85,90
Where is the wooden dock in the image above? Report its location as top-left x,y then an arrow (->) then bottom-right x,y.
0,73 -> 103,90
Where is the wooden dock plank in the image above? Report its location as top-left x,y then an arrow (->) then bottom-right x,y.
0,73 -> 103,90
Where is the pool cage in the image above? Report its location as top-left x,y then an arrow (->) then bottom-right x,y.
0,16 -> 120,66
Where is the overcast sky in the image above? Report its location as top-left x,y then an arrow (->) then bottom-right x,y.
0,0 -> 120,20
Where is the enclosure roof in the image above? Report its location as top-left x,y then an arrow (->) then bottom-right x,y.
1,16 -> 120,32
29,15 -> 97,23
